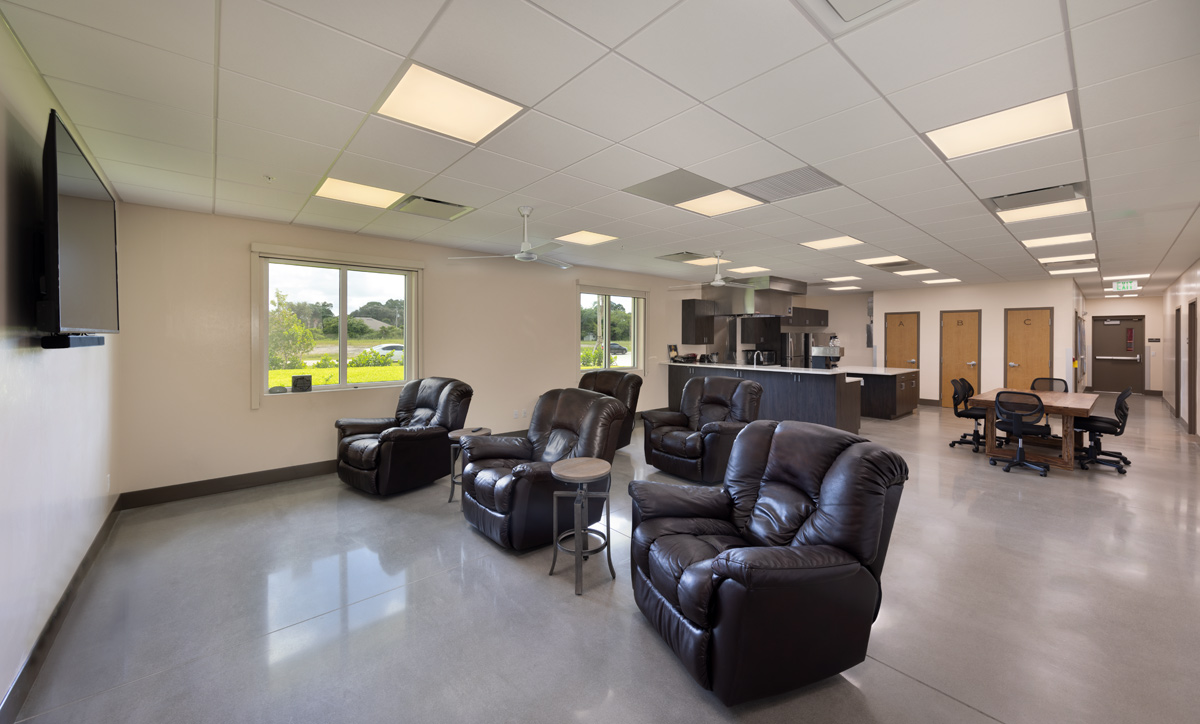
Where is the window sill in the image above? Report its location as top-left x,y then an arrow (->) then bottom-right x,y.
264,381 -> 408,397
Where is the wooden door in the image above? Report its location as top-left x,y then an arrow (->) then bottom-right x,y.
1005,308 -> 1052,390
940,310 -> 980,406
1175,307 -> 1182,417
1190,300 -> 1197,435
885,312 -> 919,370
1091,316 -> 1145,393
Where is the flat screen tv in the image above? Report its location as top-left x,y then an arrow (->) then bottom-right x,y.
37,109 -> 118,348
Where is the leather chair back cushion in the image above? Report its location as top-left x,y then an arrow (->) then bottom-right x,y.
578,370 -> 642,414
528,388 -> 626,462
394,377 -> 473,429
680,377 -> 761,430
723,421 -> 908,563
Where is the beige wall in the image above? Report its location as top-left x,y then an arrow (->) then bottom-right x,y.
812,292 -> 873,367
874,279 -> 1078,399
1163,254 -> 1200,425
113,204 -> 685,493
1080,296 -> 1164,392
0,24 -> 118,698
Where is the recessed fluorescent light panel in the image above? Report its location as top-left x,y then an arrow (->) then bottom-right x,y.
997,198 -> 1088,223
675,189 -> 762,217
1103,274 -> 1151,280
556,231 -> 617,245
729,266 -> 770,273
1048,267 -> 1098,275
926,94 -> 1073,159
923,278 -> 961,284
1122,294 -> 1138,297
1021,233 -> 1094,248
856,255 -> 908,265
684,257 -> 727,266
894,268 -> 937,276
1038,253 -> 1096,263
378,64 -> 522,144
315,178 -> 405,208
824,276 -> 861,282
829,286 -> 861,291
1105,294 -> 1120,298
802,236 -> 863,250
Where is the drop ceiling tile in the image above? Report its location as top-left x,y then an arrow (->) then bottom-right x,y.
879,184 -> 979,215
815,137 -> 942,185
576,192 -> 663,219
515,172 -> 614,207
438,210 -> 523,239
347,116 -> 472,174
218,70 -> 365,148
1077,54 -> 1200,127
216,178 -> 310,210
834,0 -> 1062,94
529,0 -> 676,47
482,193 -> 569,221
618,0 -> 823,100
441,149 -> 553,191
887,35 -> 1073,132
293,211 -> 372,233
1064,0 -> 1151,26
536,54 -> 696,142
2,3 -> 214,114
708,44 -> 879,137
965,161 -> 1086,200
1090,164 -> 1200,198
214,199 -> 297,223
299,196 -> 384,222
752,216 -> 840,242
624,106 -> 759,168
80,127 -> 213,177
850,164 -> 961,202
713,203 -> 798,228
413,175 -> 508,208
1088,136 -> 1200,180
621,228 -> 688,246
950,131 -> 1083,181
561,145 -> 674,189
361,210 -> 449,239
216,120 -> 341,176
626,205 -> 699,229
684,142 -> 802,188
771,100 -> 914,165
805,202 -> 892,228
588,219 -> 657,240
413,0 -> 605,106
100,160 -> 212,196
7,0 -> 216,61
1083,101 -> 1200,156
216,155 -> 321,195
772,186 -> 868,216
1071,0 -> 1200,87
326,153 -> 434,195
899,201 -> 987,226
116,183 -> 212,213
481,111 -> 610,171
48,79 -> 214,151
219,0 -> 403,111
271,0 -> 442,56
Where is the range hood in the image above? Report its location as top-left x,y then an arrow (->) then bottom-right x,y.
702,276 -> 807,316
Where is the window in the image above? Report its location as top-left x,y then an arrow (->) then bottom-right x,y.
580,290 -> 643,371
253,245 -> 420,396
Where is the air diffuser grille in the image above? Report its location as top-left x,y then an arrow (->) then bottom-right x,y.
736,166 -> 841,203
393,195 -> 474,220
656,251 -> 708,263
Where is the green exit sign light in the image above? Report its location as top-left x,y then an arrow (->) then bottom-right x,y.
1111,280 -> 1138,291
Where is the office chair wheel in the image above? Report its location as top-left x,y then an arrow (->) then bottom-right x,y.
949,441 -> 956,448
1079,462 -> 1089,470
989,459 -> 997,466
1039,470 -> 1048,477
1118,468 -> 1126,475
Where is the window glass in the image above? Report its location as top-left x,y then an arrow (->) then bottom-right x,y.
608,295 -> 634,369
580,293 -> 608,370
346,269 -> 406,384
267,262 -> 340,387
579,292 -> 642,371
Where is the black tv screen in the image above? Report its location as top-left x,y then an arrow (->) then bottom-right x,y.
37,109 -> 118,336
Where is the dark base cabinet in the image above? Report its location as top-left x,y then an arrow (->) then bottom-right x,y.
860,372 -> 920,420
667,365 -> 859,434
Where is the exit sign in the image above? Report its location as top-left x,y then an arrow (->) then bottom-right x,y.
1111,280 -> 1138,291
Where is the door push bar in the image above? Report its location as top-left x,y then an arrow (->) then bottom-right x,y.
1096,355 -> 1141,362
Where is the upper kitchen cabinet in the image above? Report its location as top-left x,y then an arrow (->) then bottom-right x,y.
681,299 -> 717,345
786,307 -> 828,327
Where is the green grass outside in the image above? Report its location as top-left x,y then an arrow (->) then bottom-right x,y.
579,340 -> 632,370
269,365 -> 406,388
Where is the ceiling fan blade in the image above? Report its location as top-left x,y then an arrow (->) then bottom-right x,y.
533,256 -> 572,269
447,254 -> 513,260
526,241 -> 562,255
723,281 -> 756,288
668,283 -> 706,291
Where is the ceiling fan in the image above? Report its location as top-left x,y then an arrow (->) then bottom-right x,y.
448,206 -> 572,269
668,251 -> 755,291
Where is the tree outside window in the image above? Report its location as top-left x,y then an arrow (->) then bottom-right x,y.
580,292 -> 640,370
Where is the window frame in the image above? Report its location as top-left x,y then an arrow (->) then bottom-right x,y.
250,244 -> 423,409
577,283 -> 646,374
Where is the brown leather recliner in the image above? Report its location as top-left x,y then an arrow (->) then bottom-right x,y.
629,420 -> 908,706
641,376 -> 762,484
460,388 -> 626,551
334,377 -> 473,496
578,370 -> 642,449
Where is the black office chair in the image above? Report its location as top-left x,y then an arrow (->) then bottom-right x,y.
1074,387 -> 1132,474
989,391 -> 1051,477
1031,377 -> 1069,392
949,378 -> 987,452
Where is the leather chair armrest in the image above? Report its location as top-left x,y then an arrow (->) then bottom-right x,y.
379,425 -> 446,443
510,460 -> 555,483
460,435 -> 534,464
712,545 -> 860,591
334,417 -> 395,437
628,480 -> 732,521
700,420 -> 748,436
641,409 -> 688,429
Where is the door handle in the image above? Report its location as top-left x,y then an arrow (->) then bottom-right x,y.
1096,355 -> 1141,361
1008,362 -> 1019,367
966,361 -> 977,367
908,359 -> 916,364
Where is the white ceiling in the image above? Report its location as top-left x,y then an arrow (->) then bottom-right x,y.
4,0 -> 1199,297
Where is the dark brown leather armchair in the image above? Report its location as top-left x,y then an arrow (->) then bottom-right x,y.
460,388 -> 626,551
578,370 -> 642,449
334,377 -> 473,496
629,421 -> 907,706
642,376 -> 762,484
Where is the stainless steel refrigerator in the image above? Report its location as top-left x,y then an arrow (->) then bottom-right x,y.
781,332 -> 835,368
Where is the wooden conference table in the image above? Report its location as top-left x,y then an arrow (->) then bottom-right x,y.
969,388 -> 1100,470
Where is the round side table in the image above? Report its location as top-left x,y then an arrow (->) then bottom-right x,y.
549,457 -> 615,595
447,427 -> 490,505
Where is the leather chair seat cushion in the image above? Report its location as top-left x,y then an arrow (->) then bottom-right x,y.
655,428 -> 704,458
466,459 -> 526,513
340,434 -> 382,470
996,420 -> 1052,437
644,527 -> 747,626
1075,415 -> 1120,434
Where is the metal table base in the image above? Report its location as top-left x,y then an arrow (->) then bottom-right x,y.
549,473 -> 615,595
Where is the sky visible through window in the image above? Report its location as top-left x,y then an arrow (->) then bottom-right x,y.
269,263 -> 405,312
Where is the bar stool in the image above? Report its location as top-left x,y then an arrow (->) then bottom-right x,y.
447,427 -> 490,505
549,457 -> 615,595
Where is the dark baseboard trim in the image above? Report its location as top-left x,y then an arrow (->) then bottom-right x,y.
1144,390 -> 1163,397
116,460 -> 337,511
919,398 -> 940,407
1,504 -> 120,724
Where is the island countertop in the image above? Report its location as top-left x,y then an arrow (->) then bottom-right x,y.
663,362 -> 918,376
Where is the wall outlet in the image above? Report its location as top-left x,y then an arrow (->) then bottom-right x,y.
513,409 -> 519,419
521,409 -> 527,418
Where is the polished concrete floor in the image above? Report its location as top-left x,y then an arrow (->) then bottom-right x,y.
17,395 -> 1200,723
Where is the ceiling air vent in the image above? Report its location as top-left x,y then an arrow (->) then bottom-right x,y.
988,183 -> 1083,211
736,166 -> 840,203
656,251 -> 709,263
873,260 -> 913,270
393,195 -> 474,221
